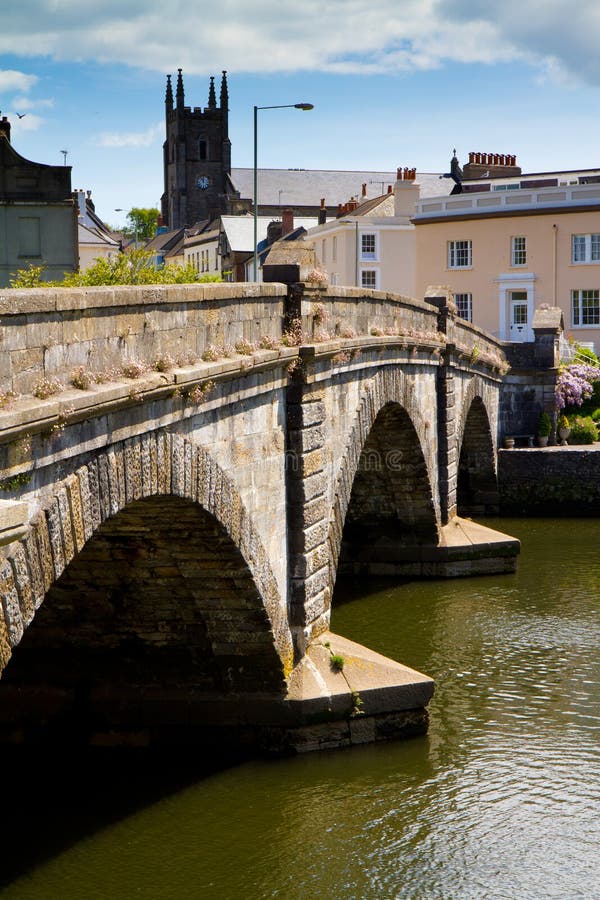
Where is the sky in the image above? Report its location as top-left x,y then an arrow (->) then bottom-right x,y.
2,0 -> 600,229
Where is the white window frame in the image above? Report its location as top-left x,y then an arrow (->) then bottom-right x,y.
455,292 -> 472,322
360,232 -> 377,261
511,236 -> 527,267
332,235 -> 338,262
572,289 -> 600,326
322,239 -> 327,265
361,268 -> 378,289
448,239 -> 472,269
572,233 -> 600,264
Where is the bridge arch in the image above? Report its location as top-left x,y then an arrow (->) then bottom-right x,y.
328,368 -> 439,587
0,432 -> 293,690
456,377 -> 499,516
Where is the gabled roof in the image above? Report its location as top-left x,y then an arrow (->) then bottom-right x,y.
220,213 -> 330,253
349,192 -> 396,217
78,222 -> 119,248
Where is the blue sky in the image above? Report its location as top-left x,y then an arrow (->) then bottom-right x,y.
2,0 -> 600,229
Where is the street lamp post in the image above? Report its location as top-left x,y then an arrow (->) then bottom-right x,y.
253,102 -> 314,281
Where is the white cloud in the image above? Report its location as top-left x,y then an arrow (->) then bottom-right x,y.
97,122 -> 163,149
0,0 -> 597,85
0,69 -> 38,94
436,0 -> 600,84
9,112 -> 44,132
14,96 -> 55,111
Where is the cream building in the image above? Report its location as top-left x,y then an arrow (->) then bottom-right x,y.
414,173 -> 600,349
306,169 -> 452,294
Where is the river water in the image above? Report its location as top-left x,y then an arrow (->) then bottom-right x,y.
2,518 -> 600,899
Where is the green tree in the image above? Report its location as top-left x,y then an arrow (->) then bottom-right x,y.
123,207 -> 160,242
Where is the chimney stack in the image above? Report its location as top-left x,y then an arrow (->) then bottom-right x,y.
282,207 -> 294,236
318,198 -> 327,225
463,151 -> 521,179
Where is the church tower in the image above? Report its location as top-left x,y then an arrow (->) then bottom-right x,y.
161,69 -> 232,228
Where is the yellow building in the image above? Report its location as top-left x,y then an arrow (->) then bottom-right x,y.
414,174 -> 600,349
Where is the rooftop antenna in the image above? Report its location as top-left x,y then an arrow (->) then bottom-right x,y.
60,149 -> 68,166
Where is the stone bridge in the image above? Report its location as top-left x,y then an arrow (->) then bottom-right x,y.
0,281 -> 519,752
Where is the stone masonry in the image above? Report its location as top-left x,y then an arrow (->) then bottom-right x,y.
0,281 -> 516,750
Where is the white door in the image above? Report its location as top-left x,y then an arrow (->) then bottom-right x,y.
509,291 -> 528,341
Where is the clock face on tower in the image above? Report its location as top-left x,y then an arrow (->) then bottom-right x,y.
197,175 -> 210,189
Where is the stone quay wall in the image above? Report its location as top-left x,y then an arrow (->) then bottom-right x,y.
499,447 -> 600,515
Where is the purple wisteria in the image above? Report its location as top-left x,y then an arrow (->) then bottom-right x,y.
555,363 -> 600,410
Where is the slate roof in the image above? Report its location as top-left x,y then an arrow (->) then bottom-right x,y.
221,214 -> 331,253
145,227 -> 187,254
77,222 -> 119,248
230,168 -> 452,208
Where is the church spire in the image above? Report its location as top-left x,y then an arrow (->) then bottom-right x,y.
208,76 -> 216,109
220,70 -> 229,110
165,74 -> 173,111
176,68 -> 185,109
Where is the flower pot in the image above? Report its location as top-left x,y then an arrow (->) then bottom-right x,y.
558,426 -> 571,446
536,435 -> 549,447
503,437 -> 515,449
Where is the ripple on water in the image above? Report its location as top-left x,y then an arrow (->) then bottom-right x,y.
2,518 -> 600,900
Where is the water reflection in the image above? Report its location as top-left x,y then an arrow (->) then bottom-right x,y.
2,519 -> 600,899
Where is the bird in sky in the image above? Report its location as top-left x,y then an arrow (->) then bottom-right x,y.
16,113 -> 27,119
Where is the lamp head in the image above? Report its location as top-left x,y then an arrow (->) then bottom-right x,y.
294,103 -> 314,111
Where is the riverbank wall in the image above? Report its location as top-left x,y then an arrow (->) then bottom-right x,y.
499,445 -> 600,515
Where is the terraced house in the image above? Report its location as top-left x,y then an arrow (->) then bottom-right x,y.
413,155 -> 600,349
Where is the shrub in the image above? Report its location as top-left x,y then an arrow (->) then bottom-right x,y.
281,318 -> 303,347
9,249 -> 224,288
574,342 -> 600,366
591,408 -> 600,422
537,412 -> 552,437
201,345 -> 222,362
0,389 -> 18,409
70,367 -> 93,390
33,377 -> 63,399
152,353 -> 175,373
568,415 -> 598,444
9,263 -> 48,287
258,335 -> 280,350
121,360 -> 147,379
234,337 -> 255,355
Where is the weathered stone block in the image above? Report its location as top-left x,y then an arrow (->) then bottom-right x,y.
6,542 -> 34,627
0,556 -> 23,647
